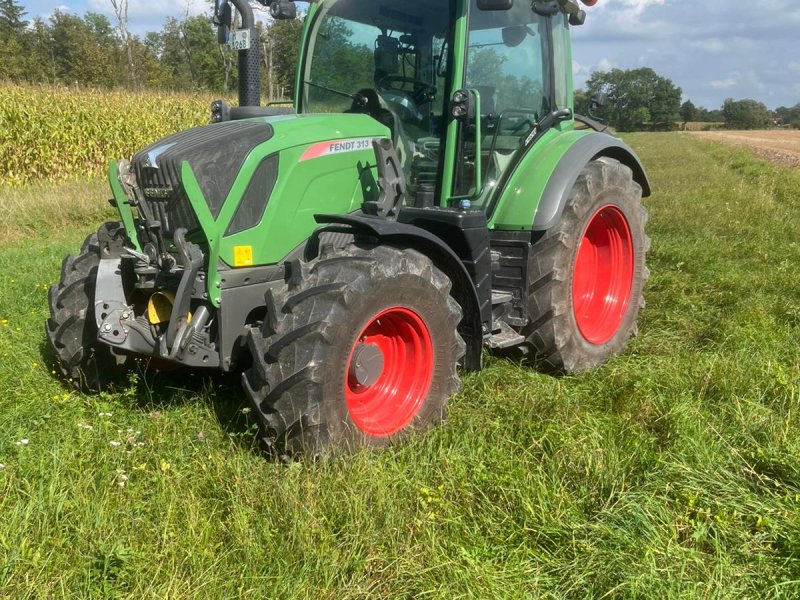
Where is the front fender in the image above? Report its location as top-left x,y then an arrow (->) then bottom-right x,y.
314,214 -> 484,371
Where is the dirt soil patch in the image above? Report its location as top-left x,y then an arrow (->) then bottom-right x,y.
690,130 -> 800,169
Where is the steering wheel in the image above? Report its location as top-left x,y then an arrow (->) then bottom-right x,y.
377,75 -> 437,104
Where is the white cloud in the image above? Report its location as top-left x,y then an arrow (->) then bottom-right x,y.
597,57 -> 614,71
615,0 -> 667,15
709,73 -> 742,90
87,0 -> 207,19
690,38 -> 726,54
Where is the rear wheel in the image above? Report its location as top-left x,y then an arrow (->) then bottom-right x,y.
46,227 -> 126,389
520,157 -> 650,374
242,243 -> 465,457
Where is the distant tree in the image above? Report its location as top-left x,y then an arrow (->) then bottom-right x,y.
49,11 -> 121,86
574,89 -> 589,115
0,0 -> 28,79
774,104 -> 800,128
0,0 -> 26,36
585,67 -> 682,131
156,18 -> 197,89
694,106 -> 723,123
25,17 -> 55,83
182,15 -> 230,91
680,100 -> 697,127
722,98 -> 772,130
265,17 -> 303,100
110,0 -> 136,86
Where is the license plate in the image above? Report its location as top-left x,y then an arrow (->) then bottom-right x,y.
229,29 -> 251,51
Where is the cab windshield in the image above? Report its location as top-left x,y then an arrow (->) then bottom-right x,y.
303,0 -> 455,187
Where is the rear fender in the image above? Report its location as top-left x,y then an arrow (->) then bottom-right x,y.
488,130 -> 651,231
314,214 -> 484,371
532,133 -> 651,231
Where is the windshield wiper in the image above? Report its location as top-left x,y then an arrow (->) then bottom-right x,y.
304,81 -> 367,108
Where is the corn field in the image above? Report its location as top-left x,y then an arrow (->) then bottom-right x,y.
0,84 -> 218,186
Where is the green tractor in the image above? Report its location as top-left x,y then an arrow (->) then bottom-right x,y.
46,0 -> 650,455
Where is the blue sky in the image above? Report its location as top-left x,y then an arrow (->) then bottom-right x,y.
17,0 -> 800,109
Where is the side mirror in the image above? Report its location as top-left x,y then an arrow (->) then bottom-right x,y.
216,1 -> 232,45
476,0 -> 513,10
590,92 -> 607,109
589,92 -> 606,120
270,1 -> 297,20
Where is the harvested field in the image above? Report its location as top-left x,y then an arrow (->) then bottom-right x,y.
690,129 -> 800,169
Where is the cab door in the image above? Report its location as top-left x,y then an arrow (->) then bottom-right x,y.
444,0 -> 557,206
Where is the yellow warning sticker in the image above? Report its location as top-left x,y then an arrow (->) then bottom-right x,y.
233,246 -> 254,267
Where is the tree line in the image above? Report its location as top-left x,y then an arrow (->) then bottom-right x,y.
575,68 -> 799,132
0,0 -> 301,99
1,0 -> 797,130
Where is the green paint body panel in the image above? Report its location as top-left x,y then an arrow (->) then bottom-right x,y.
489,125 -> 593,230
107,161 -> 141,252
219,114 -> 387,266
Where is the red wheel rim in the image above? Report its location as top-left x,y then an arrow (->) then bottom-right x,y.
345,307 -> 434,437
572,205 -> 635,345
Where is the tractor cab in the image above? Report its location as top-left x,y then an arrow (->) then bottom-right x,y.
300,0 -> 563,208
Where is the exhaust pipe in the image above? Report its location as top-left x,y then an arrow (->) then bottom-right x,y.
224,0 -> 261,107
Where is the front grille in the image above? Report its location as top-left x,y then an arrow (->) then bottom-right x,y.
133,163 -> 199,237
131,120 -> 275,238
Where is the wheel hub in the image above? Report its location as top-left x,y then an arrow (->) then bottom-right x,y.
345,307 -> 434,437
349,343 -> 385,388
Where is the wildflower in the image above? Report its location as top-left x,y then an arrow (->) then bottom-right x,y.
109,440 -> 121,447
197,431 -> 206,440
159,459 -> 171,472
117,472 -> 129,488
16,439 -> 29,446
1,320 -> 7,326
98,412 -> 113,417
77,423 -> 93,430
32,362 -> 39,368
0,463 -> 5,469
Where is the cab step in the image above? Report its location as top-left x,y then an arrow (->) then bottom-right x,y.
486,320 -> 525,350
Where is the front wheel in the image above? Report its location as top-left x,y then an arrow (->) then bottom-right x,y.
242,244 -> 466,457
46,226 -> 127,389
520,157 -> 650,374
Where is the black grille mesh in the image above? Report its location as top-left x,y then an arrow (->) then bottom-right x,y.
131,120 -> 274,237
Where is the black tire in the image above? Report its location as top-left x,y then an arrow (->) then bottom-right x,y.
242,243 -> 466,457
46,228 -> 125,390
520,157 -> 650,374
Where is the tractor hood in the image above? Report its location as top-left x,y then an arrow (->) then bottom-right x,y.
127,113 -> 390,237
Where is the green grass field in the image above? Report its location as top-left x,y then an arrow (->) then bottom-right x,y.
0,133 -> 798,598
